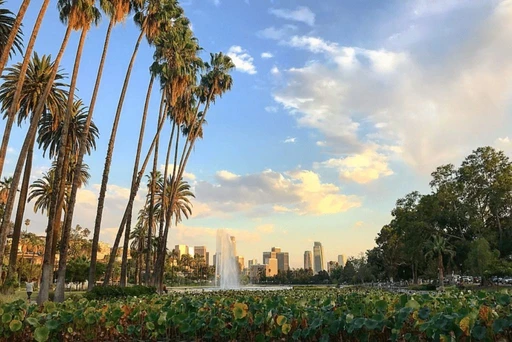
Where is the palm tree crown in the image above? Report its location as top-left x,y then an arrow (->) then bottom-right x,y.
0,0 -> 23,58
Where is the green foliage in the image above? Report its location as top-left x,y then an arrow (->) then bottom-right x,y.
83,285 -> 156,300
465,238 -> 498,277
0,288 -> 511,341
373,147 -> 512,283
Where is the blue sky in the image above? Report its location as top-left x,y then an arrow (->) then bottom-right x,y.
4,0 -> 512,268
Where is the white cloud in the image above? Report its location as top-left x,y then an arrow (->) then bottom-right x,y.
227,46 -> 257,75
257,25 -> 297,40
194,169 -> 361,216
261,52 -> 274,59
316,141 -> 326,147
317,149 -> 394,184
283,137 -> 296,144
269,6 -> 315,26
216,170 -> 240,181
159,164 -> 196,181
270,66 -> 280,74
256,224 -> 274,234
265,106 -> 278,113
273,2 -> 512,172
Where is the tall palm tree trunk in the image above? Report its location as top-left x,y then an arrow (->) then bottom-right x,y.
37,25 -> 79,304
5,134 -> 35,290
1,26 -> 72,294
49,137 -> 72,284
65,19 -> 114,292
119,75 -> 154,287
54,29 -> 89,303
0,0 -> 49,178
153,122 -> 177,287
0,0 -> 30,75
145,94 -> 166,285
103,110 -> 167,285
154,98 -> 213,290
91,29 -> 144,287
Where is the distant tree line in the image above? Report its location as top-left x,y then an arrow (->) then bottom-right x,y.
361,146 -> 512,286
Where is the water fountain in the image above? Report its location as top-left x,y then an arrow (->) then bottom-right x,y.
215,229 -> 240,289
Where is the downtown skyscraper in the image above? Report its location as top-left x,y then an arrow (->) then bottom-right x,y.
313,242 -> 324,274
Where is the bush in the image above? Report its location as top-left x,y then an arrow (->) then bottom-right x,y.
84,285 -> 156,300
409,284 -> 437,291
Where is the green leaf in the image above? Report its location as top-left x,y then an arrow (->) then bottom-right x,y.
255,333 -> 266,342
418,307 -> 430,320
276,315 -> 287,326
365,319 -> 378,330
34,326 -> 50,342
26,317 -> 39,327
46,320 -> 59,330
282,323 -> 291,334
405,299 -> 420,310
43,302 -> 56,313
492,318 -> 509,334
471,325 -> 487,341
85,313 -> 96,324
375,300 -> 387,312
116,325 -> 124,334
1,313 -> 11,324
496,293 -> 510,306
9,319 -> 22,332
146,322 -> 155,330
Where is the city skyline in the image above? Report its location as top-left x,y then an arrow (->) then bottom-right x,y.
4,1 -> 511,270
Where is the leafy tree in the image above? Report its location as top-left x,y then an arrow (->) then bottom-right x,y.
465,238 -> 498,282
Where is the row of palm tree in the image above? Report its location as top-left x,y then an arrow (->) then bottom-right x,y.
0,0 -> 234,303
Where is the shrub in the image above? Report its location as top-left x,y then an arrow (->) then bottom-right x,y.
84,285 -> 156,300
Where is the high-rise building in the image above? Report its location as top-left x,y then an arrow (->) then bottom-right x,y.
304,251 -> 312,270
263,247 -> 289,272
277,252 -> 289,272
206,252 -> 210,266
194,246 -> 206,258
271,247 -> 281,253
174,245 -> 189,259
313,242 -> 324,274
337,254 -> 346,267
236,256 -> 245,272
248,259 -> 258,268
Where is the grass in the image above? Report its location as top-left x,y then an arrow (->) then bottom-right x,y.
0,290 -> 85,304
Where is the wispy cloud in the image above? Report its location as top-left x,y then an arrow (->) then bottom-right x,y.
265,106 -> 278,113
283,137 -> 296,144
261,52 -> 274,59
269,6 -> 315,26
257,25 -> 297,40
227,46 -> 257,75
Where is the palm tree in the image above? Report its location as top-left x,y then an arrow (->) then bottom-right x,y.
1,4 -> 77,299
0,53 -> 68,290
38,99 -> 96,287
69,0 -> 133,292
95,0 -> 183,287
41,0 -> 101,304
0,176 -> 12,207
28,161 -> 91,216
0,0 -> 26,75
118,18 -> 201,286
153,53 -> 234,290
425,235 -> 455,291
0,0 -> 51,179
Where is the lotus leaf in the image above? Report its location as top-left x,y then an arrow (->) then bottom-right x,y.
9,319 -> 21,332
